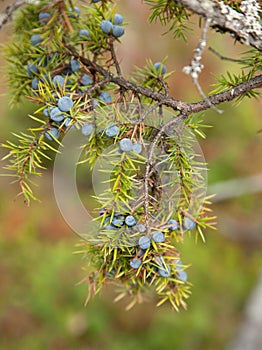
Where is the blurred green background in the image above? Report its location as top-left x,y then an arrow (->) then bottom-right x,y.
0,1 -> 262,349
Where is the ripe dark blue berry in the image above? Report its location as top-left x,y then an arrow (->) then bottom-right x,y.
174,259 -> 183,271
183,217 -> 196,230
177,271 -> 188,282
27,63 -> 38,76
30,34 -> 43,46
158,264 -> 171,278
112,25 -> 125,38
52,75 -> 64,87
130,258 -> 141,269
38,12 -> 51,22
132,142 -> 142,154
81,123 -> 94,136
138,236 -> 151,250
105,124 -> 119,137
70,59 -> 81,72
43,108 -> 49,117
58,96 -> 73,112
112,217 -> 124,227
31,77 -> 39,90
119,138 -> 132,152
154,62 -> 166,75
167,219 -> 179,231
99,92 -> 112,103
50,107 -> 65,122
113,14 -> 124,25
64,117 -> 75,129
81,74 -> 93,86
101,20 -> 113,34
105,223 -> 117,230
152,231 -> 165,243
125,215 -> 136,227
79,29 -> 90,39
45,127 -> 60,141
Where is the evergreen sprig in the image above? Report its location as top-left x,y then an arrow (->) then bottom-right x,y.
1,0 -> 260,310
145,0 -> 192,42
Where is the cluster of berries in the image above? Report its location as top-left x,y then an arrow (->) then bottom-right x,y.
100,210 -> 139,230
44,96 -> 74,140
100,14 -> 125,38
27,6 -> 122,141
99,209 -> 191,282
130,255 -> 187,281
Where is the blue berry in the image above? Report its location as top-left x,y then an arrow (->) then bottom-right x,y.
177,271 -> 188,282
38,12 -> 50,22
132,142 -> 142,154
79,29 -> 90,39
136,223 -> 146,233
92,0 -> 101,2
113,14 -> 124,25
70,59 -> 81,72
138,236 -> 151,250
125,215 -> 136,227
101,20 -> 113,34
103,217 -> 110,224
81,123 -> 94,136
158,264 -> 171,278
43,108 -> 50,117
183,217 -> 196,230
119,138 -> 132,152
27,63 -> 38,76
112,25 -> 125,38
105,124 -> 119,137
99,92 -> 112,103
64,117 -> 75,129
92,99 -> 99,108
174,259 -> 183,271
50,107 -> 65,122
152,231 -> 165,243
99,208 -> 107,216
45,128 -> 60,141
112,217 -> 124,227
52,75 -> 64,87
31,77 -> 39,90
154,62 -> 166,75
30,34 -> 43,46
58,96 -> 73,112
130,258 -> 141,269
81,74 -> 93,86
167,219 -> 179,231
105,223 -> 117,230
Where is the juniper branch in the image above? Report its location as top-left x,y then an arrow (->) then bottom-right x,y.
0,0 -> 57,30
71,49 -> 262,117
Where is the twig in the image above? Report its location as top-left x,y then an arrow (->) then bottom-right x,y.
109,38 -> 122,77
143,113 -> 185,235
73,50 -> 262,118
183,18 -> 223,114
208,47 -> 249,64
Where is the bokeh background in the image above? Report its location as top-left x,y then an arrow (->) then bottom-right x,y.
0,1 -> 261,349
